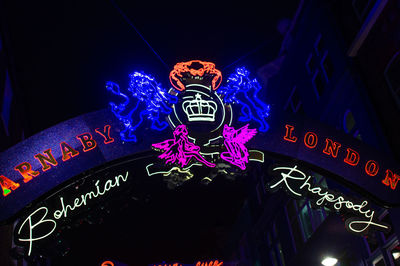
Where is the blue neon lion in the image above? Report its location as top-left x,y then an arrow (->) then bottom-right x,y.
219,67 -> 270,132
106,72 -> 177,142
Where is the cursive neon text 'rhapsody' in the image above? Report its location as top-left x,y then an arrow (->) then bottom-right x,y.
267,165 -> 389,235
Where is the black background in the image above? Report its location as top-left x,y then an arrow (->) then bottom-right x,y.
1,0 -> 298,136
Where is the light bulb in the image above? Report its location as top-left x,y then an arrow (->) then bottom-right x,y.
321,257 -> 338,266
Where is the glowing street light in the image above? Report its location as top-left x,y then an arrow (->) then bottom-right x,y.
392,251 -> 400,260
321,257 -> 338,266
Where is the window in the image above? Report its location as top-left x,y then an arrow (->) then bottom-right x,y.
312,70 -> 325,99
286,174 -> 329,251
343,110 -> 362,140
344,110 -> 356,133
284,86 -> 302,113
286,200 -> 304,252
365,211 -> 400,265
306,35 -> 334,100
298,202 -> 313,240
384,51 -> 400,108
389,241 -> 400,265
255,182 -> 263,205
306,54 -> 316,74
314,34 -> 324,55
321,52 -> 334,81
352,0 -> 375,22
380,213 -> 395,241
372,255 -> 386,266
365,232 -> 380,254
310,173 -> 328,228
314,172 -> 328,188
296,197 -> 328,241
266,222 -> 286,266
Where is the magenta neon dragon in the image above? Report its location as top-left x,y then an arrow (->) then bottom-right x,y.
152,125 -> 215,168
220,124 -> 257,170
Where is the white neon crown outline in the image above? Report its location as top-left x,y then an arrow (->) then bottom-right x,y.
182,93 -> 217,122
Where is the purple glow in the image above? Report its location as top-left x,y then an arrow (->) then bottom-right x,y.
152,125 -> 215,168
220,124 -> 257,170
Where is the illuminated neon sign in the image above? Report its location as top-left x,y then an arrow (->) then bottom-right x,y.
283,124 -> 400,191
131,60 -> 266,187
108,60 -> 269,138
101,261 -> 115,266
0,59 -> 397,258
195,261 -> 223,266
103,60 -> 399,195
0,115 -> 398,220
266,164 -> 390,235
107,72 -> 177,142
152,125 -> 216,168
15,171 -> 129,256
219,67 -> 270,132
220,124 -> 257,170
183,93 -> 218,122
152,260 -> 223,266
0,124 -> 115,197
169,60 -> 222,91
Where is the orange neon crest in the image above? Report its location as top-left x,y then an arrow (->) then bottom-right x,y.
169,60 -> 222,91
101,261 -> 114,266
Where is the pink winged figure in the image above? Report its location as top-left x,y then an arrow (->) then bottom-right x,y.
152,125 -> 215,168
220,124 -> 257,170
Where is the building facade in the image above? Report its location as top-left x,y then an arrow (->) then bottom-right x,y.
228,0 -> 400,265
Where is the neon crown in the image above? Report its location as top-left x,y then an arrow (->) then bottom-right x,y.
182,93 -> 217,122
169,60 -> 222,91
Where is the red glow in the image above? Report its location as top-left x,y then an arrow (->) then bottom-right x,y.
76,133 -> 97,152
34,149 -> 58,172
101,261 -> 114,266
323,138 -> 341,158
60,142 -> 79,161
196,261 -> 223,266
169,60 -> 222,91
382,169 -> 400,190
344,148 -> 360,166
283,124 -> 297,142
14,162 -> 40,183
0,175 -> 20,196
2,124 -> 120,198
95,125 -> 114,144
304,132 -> 318,149
365,160 -> 379,176
152,264 -> 181,266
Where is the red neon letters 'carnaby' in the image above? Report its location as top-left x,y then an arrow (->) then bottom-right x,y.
283,124 -> 400,190
0,125 -> 115,197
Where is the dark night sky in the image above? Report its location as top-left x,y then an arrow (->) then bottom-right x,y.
2,0 -> 298,137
